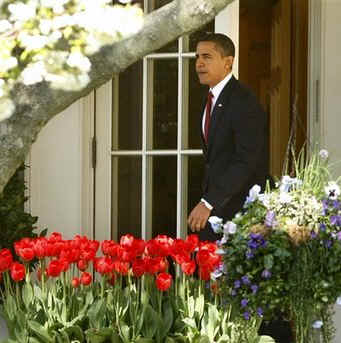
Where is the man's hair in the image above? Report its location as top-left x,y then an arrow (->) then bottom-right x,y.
197,33 -> 235,58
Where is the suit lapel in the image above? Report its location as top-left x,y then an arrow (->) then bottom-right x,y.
207,76 -> 237,156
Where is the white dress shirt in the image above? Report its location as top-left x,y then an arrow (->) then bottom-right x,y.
201,72 -> 233,210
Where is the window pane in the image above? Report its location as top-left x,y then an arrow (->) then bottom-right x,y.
152,156 -> 177,238
117,61 -> 143,150
153,59 -> 178,149
188,58 -> 207,149
189,20 -> 215,52
187,155 -> 205,219
112,157 -> 142,239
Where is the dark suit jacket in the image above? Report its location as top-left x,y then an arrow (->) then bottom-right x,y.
200,76 -> 268,238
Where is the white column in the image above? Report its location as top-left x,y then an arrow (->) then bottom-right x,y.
30,96 -> 94,240
215,0 -> 239,77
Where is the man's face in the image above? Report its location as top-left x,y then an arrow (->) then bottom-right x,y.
195,41 -> 233,88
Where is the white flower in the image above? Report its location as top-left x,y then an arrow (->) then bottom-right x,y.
20,62 -> 47,85
279,192 -> 292,204
39,19 -> 53,35
46,72 -> 90,91
259,193 -> 270,208
325,181 -> 340,200
19,33 -> 48,51
66,52 -> 91,73
215,248 -> 226,255
0,97 -> 15,122
312,320 -> 323,329
208,216 -> 223,234
8,2 -> 37,22
118,0 -> 132,3
319,149 -> 329,160
47,31 -> 62,45
223,221 -> 237,235
280,175 -> 301,193
0,57 -> 18,73
244,184 -> 261,206
0,20 -> 12,33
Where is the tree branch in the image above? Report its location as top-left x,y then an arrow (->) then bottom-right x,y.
0,0 -> 234,193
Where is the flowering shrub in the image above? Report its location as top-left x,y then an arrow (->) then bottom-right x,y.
0,231 -> 275,342
212,150 -> 341,343
0,0 -> 143,121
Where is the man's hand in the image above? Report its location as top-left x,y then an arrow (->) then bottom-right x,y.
188,202 -> 211,232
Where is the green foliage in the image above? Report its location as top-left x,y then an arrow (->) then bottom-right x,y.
0,165 -> 40,252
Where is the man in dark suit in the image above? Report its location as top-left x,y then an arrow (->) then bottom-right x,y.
187,33 -> 268,241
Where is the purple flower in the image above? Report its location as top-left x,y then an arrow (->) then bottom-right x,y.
324,240 -> 333,249
251,284 -> 259,294
231,289 -> 237,297
250,233 -> 262,240
320,223 -> 326,232
234,280 -> 241,289
257,307 -> 263,317
330,215 -> 341,227
241,298 -> 249,308
242,275 -> 251,285
243,311 -> 251,320
246,250 -> 254,259
311,231 -> 318,239
247,240 -> 259,249
333,200 -> 341,210
337,232 -> 341,241
265,211 -> 277,227
261,269 -> 272,279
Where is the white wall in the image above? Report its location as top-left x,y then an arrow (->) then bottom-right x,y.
321,0 -> 341,178
320,1 -> 341,341
29,101 -> 84,239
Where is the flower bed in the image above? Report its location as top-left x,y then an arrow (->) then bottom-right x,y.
0,232 -> 274,342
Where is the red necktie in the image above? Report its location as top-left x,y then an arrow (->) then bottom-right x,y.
204,91 -> 214,143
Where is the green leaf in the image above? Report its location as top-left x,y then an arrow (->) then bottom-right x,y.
161,300 -> 174,337
63,325 -> 84,342
27,320 -> 54,343
164,337 -> 176,343
258,336 -> 276,343
22,283 -> 34,308
135,339 -> 155,343
142,305 -> 159,338
198,335 -> 210,343
85,328 -> 115,343
182,318 -> 197,329
194,294 -> 205,319
119,323 -> 131,343
264,255 -> 274,269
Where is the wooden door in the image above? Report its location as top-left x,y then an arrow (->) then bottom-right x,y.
269,0 -> 292,177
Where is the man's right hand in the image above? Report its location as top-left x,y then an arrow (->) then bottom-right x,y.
187,202 -> 211,232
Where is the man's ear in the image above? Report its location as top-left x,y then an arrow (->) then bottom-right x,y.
225,56 -> 234,71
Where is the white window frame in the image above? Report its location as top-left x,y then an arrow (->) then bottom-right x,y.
94,1 -> 239,242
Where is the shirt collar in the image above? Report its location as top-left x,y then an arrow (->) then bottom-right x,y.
210,72 -> 233,101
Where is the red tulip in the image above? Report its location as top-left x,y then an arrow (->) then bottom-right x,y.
181,260 -> 196,276
46,260 -> 62,277
80,272 -> 92,286
94,256 -> 114,275
155,272 -> 172,291
10,262 -> 25,282
77,259 -> 88,271
185,234 -> 199,253
198,267 -> 211,281
72,277 -> 80,288
132,258 -> 145,278
0,248 -> 13,272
